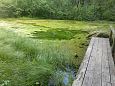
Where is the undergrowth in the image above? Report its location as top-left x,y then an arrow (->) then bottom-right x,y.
0,29 -> 76,86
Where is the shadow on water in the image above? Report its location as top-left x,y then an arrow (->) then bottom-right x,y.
30,29 -> 88,40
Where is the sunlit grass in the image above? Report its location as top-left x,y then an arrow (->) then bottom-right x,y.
0,29 -> 77,86
0,18 -> 114,86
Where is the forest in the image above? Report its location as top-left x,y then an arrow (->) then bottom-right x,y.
0,0 -> 115,21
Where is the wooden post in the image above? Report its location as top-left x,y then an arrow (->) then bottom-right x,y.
112,37 -> 115,60
110,25 -> 115,61
109,28 -> 113,46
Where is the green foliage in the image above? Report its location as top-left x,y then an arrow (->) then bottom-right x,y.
0,29 -> 75,86
103,6 -> 115,21
0,0 -> 115,20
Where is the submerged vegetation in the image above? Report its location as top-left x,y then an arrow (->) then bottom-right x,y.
0,18 -> 114,86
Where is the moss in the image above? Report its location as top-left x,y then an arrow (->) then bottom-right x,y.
31,29 -> 88,40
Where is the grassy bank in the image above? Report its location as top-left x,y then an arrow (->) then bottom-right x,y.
0,29 -> 76,86
0,18 -> 114,86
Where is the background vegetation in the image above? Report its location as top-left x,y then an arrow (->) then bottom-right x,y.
0,0 -> 115,21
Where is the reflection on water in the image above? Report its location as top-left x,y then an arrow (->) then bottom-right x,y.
48,64 -> 76,86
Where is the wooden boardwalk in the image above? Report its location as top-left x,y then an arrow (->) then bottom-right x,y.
72,37 -> 115,86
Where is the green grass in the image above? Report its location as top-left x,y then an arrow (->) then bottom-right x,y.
0,18 -> 114,86
0,29 -> 75,86
31,29 -> 88,40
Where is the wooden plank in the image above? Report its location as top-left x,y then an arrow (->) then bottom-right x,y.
72,37 -> 95,86
107,40 -> 115,86
82,38 -> 99,86
102,38 -> 111,86
90,38 -> 102,86
73,37 -> 115,86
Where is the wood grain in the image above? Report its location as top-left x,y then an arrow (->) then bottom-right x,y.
72,37 -> 115,86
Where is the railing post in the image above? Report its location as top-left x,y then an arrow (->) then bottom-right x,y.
112,35 -> 115,61
110,29 -> 113,46
110,25 -> 115,61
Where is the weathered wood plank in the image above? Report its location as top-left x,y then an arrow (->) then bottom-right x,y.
72,37 -> 115,86
107,39 -> 115,85
82,38 -> 99,86
72,38 -> 95,86
102,38 -> 111,86
91,38 -> 102,86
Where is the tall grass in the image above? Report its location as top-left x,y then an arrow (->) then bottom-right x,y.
0,18 -> 114,86
0,29 -> 75,86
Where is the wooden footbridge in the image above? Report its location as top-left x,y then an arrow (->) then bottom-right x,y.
72,27 -> 115,86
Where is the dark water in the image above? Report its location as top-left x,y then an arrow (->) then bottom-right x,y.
30,29 -> 88,40
48,65 -> 76,86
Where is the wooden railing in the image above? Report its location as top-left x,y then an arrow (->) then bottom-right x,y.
110,25 -> 115,61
